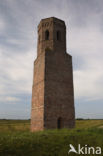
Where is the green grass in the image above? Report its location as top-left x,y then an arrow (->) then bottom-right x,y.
0,119 -> 103,156
0,119 -> 30,132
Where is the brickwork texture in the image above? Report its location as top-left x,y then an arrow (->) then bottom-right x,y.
31,17 -> 75,131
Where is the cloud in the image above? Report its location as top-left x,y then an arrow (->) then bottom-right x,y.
0,96 -> 20,102
74,67 -> 103,100
0,0 -> 103,118
0,46 -> 35,95
0,17 -> 6,31
68,25 -> 103,101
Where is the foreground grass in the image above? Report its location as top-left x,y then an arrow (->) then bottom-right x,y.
0,119 -> 30,131
0,120 -> 103,156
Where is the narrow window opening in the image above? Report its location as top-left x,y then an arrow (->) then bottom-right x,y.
57,31 -> 61,41
57,117 -> 62,129
45,30 -> 49,40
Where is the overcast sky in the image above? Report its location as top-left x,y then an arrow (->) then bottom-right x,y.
0,0 -> 103,119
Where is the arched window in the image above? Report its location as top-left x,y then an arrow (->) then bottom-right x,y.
45,30 -> 49,40
57,31 -> 61,41
57,117 -> 62,129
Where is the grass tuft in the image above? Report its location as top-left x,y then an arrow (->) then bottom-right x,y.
0,119 -> 103,156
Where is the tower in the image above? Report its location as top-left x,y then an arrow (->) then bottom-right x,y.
31,17 -> 75,131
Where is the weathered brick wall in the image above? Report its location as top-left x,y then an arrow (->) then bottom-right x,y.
31,52 -> 45,131
31,17 -> 75,131
44,51 -> 75,129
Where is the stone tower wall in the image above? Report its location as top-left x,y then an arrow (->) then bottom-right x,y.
31,52 -> 45,131
31,17 -> 75,131
44,50 -> 75,129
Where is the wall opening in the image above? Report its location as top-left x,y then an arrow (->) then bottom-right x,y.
45,30 -> 49,40
57,31 -> 61,41
57,117 -> 62,129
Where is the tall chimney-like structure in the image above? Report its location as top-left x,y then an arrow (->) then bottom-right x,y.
31,17 -> 75,131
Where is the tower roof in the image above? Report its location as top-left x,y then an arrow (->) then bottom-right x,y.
38,17 -> 66,29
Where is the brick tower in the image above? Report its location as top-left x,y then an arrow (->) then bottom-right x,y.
31,17 -> 75,131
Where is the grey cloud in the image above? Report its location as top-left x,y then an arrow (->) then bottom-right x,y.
0,0 -> 103,118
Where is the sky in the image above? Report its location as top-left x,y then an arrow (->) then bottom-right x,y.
0,0 -> 103,119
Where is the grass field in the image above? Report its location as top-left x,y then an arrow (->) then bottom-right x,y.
0,119 -> 103,156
